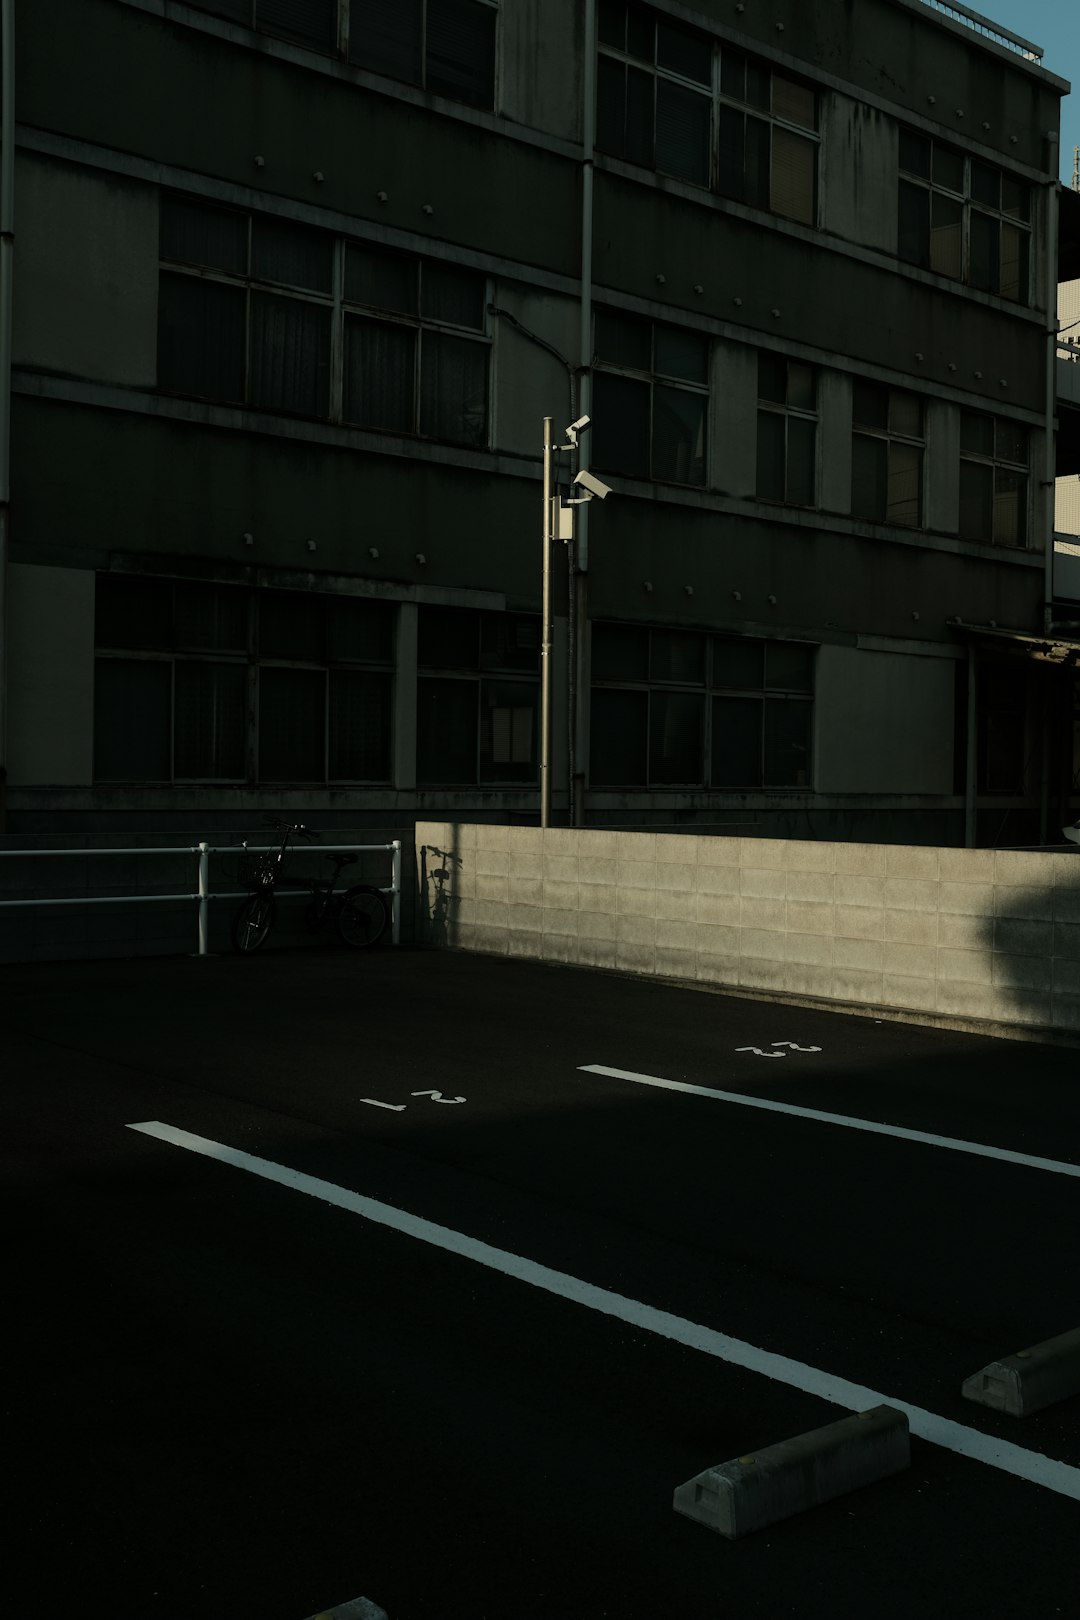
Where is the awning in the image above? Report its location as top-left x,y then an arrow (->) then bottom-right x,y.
951,621 -> 1080,665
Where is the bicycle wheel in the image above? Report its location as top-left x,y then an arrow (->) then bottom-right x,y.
337,885 -> 388,949
233,892 -> 276,953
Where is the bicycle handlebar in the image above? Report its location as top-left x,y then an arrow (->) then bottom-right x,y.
265,818 -> 317,840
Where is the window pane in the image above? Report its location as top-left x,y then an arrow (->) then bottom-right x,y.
655,80 -> 711,186
419,331 -> 488,444
886,442 -> 922,526
711,695 -> 761,786
650,629 -> 704,683
421,261 -> 486,329
344,244 -> 417,313
712,636 -> 763,690
596,55 -> 627,156
764,698 -> 811,785
745,114 -> 770,208
758,352 -> 786,403
259,591 -> 325,660
650,690 -> 703,783
175,584 -> 248,651
625,5 -> 653,61
765,641 -> 814,692
772,126 -> 815,224
94,659 -> 172,781
654,324 -> 708,383
258,667 -> 325,782
329,669 -> 392,779
96,575 -> 173,651
480,612 -> 540,672
889,390 -> 922,439
851,432 -> 886,521
590,687 -> 647,784
157,273 -> 246,402
999,223 -> 1027,302
419,606 -> 478,670
756,408 -> 785,501
160,196 -> 247,273
898,180 -> 929,267
175,661 -> 246,778
960,409 -> 994,456
719,46 -> 745,102
350,0 -> 422,82
899,129 -> 931,179
597,0 -> 626,49
592,621 -> 648,682
970,160 -> 1000,208
993,469 -> 1026,546
592,372 -> 650,476
852,380 -> 887,430
1001,175 -> 1029,222
251,215 -> 333,292
258,0 -> 337,48
426,0 -> 496,108
929,191 -> 962,279
717,105 -> 745,201
932,144 -> 964,192
772,73 -> 815,131
970,210 -> 998,293
625,65 -> 654,166
959,459 -> 993,541
652,384 -> 705,484
480,679 -> 537,781
327,596 -> 394,663
995,419 -> 1027,465
786,416 -> 815,506
787,362 -> 815,411
417,678 -> 477,782
344,316 -> 417,432
745,61 -> 769,112
656,21 -> 710,84
594,307 -> 651,369
250,292 -> 331,417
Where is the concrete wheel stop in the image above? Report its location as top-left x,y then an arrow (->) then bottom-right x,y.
304,1599 -> 388,1620
962,1327 -> 1080,1416
673,1405 -> 910,1539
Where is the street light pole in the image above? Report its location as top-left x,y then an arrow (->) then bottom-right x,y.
540,416 -> 553,827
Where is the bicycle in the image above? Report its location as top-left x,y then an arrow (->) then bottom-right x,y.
231,819 -> 388,953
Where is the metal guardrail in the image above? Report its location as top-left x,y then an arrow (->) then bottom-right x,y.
918,0 -> 1042,61
0,839 -> 402,955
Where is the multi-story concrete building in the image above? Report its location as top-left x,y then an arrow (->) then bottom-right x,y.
1,0 -> 1076,847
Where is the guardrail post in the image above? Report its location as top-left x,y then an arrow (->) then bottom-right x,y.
391,840 -> 401,945
197,842 -> 210,956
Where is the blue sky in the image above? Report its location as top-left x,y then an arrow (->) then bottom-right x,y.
975,0 -> 1078,181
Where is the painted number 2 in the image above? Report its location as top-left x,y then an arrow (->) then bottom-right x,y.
735,1041 -> 822,1058
411,1089 -> 467,1105
360,1089 -> 467,1111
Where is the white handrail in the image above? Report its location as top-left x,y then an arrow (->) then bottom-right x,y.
0,837 -> 402,952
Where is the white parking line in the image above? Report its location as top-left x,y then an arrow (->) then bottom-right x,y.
126,1120 -> 1080,1503
580,1064 -> 1080,1180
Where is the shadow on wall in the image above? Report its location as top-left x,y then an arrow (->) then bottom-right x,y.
978,858 -> 1080,1033
419,838 -> 464,948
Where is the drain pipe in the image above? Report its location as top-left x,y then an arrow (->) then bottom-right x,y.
0,0 -> 13,832
572,0 -> 596,829
1043,132 -> 1059,637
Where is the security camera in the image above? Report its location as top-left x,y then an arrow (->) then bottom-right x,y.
573,468 -> 612,500
569,414 -> 591,434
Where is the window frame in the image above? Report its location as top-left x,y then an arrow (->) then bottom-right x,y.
850,381 -> 926,530
897,129 -> 1032,304
756,355 -> 819,507
415,607 -> 541,786
958,410 -> 1029,548
591,308 -> 710,486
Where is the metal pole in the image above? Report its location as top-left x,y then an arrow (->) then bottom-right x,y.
540,416 -> 553,827
0,0 -> 15,833
391,839 -> 401,944
965,647 -> 978,848
197,841 -> 209,955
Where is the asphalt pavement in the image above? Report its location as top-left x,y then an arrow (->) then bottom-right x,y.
4,943 -> 1079,1619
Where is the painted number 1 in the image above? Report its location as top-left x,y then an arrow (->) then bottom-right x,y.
736,1041 -> 822,1058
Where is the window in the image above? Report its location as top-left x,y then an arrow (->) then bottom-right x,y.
757,354 -> 817,505
590,623 -> 813,788
959,411 -> 1028,547
158,196 -> 490,444
591,308 -> 708,485
597,2 -> 818,225
182,2 -> 497,110
851,380 -> 924,528
93,575 -> 394,784
898,130 -> 1030,303
978,662 -> 1028,794
416,606 -> 540,784
344,245 -> 489,445
351,0 -> 497,110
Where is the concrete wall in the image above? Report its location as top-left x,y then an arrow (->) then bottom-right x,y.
814,646 -> 956,795
416,822 -> 1080,1034
7,563 -> 95,786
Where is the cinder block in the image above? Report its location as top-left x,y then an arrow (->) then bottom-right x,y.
578,829 -> 617,858
656,861 -> 695,892
577,936 -> 617,969
656,916 -> 696,950
508,825 -> 543,854
1052,921 -> 1080,961
616,831 -> 657,862
935,981 -> 996,1020
697,953 -> 739,986
656,833 -> 698,866
616,913 -> 655,945
938,847 -> 995,883
962,1328 -> 1080,1416
476,873 -> 508,903
783,840 -> 836,873
886,845 -> 939,880
673,1406 -> 909,1540
696,891 -> 739,928
694,834 -> 739,866
832,967 -> 884,1004
882,974 -> 935,1010
579,856 -> 617,887
884,878 -> 939,912
833,936 -> 883,972
992,952 -> 1050,992
884,909 -> 937,945
834,904 -> 884,942
618,858 -> 657,890
543,878 -> 579,912
834,841 -> 886,877
740,897 -> 786,932
994,884 -> 1054,922
935,947 -> 992,985
995,917 -> 1053,957
939,880 -> 995,919
835,874 -> 885,908
474,822 -> 508,850
740,836 -> 784,868
697,922 -> 740,958
655,946 -> 697,981
740,865 -> 787,899
1053,884 -> 1080,923
786,900 -> 835,936
739,958 -> 786,991
616,939 -> 656,973
697,863 -> 739,896
785,869 -> 834,903
994,850 -> 1053,888
618,884 -> 658,918
475,847 -> 509,877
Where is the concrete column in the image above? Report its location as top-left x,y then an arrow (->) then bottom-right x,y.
712,338 -> 757,497
817,371 -> 851,515
925,400 -> 960,537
